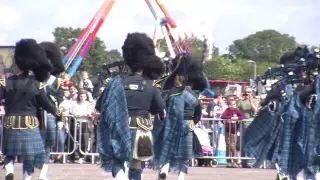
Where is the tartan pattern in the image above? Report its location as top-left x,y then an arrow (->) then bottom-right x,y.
151,90 -> 201,172
130,130 -> 136,153
243,84 -> 293,167
295,75 -> 320,179
278,95 -> 304,178
306,77 -> 320,179
244,84 -> 295,167
245,76 -> 320,179
33,151 -> 50,169
2,116 -> 45,156
44,114 -> 57,147
244,104 -> 284,167
95,76 -> 132,172
278,76 -> 320,179
33,114 -> 57,169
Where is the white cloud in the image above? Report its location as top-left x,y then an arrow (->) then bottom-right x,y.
0,0 -> 319,51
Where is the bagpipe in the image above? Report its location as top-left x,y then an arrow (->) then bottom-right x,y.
258,46 -> 320,107
92,61 -> 126,97
144,0 -> 214,97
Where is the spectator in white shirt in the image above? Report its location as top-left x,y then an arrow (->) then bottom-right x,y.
213,99 -> 228,119
70,90 -> 92,163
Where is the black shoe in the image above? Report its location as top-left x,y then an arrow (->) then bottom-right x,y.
158,172 -> 167,180
5,173 -> 14,180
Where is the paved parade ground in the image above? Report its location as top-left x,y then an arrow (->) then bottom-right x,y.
0,164 -> 277,180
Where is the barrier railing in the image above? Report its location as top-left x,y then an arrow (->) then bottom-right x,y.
193,118 -> 267,168
50,115 -> 99,164
0,114 -> 267,168
77,118 -> 99,164
50,115 -> 78,164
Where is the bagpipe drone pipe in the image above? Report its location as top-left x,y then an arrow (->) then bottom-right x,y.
243,47 -> 320,178
145,0 -> 214,97
259,46 -> 320,108
92,61 -> 127,98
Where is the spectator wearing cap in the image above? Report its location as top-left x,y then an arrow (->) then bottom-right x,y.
237,87 -> 259,168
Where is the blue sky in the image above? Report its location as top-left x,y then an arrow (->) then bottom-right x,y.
0,0 -> 319,52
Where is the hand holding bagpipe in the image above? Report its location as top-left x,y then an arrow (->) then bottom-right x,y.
299,81 -> 317,110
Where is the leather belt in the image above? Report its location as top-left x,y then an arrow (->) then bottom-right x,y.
129,115 -> 149,129
4,115 -> 39,129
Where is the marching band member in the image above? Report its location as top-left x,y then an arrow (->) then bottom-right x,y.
95,32 -> 166,180
244,47 -> 320,179
151,53 -> 204,180
32,41 -> 65,180
1,39 -> 60,180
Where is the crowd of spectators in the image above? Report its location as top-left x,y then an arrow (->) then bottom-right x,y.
52,71 -> 100,164
0,73 -> 266,167
201,87 -> 262,168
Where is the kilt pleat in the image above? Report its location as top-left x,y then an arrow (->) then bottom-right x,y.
244,105 -> 284,167
44,114 -> 57,147
151,120 -> 194,172
33,114 -> 57,169
2,116 -> 45,156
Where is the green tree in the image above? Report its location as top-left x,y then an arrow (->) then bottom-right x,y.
204,56 -> 247,81
203,57 -> 279,81
53,27 -> 113,82
228,29 -> 297,63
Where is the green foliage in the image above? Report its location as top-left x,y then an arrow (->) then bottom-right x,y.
53,27 -> 117,82
204,57 -> 279,81
204,57 -> 247,81
228,29 -> 297,63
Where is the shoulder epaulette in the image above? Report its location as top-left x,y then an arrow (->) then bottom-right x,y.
0,79 -> 5,87
152,80 -> 162,89
39,82 -> 48,89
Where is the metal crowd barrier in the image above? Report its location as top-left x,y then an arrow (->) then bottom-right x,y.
191,118 -> 267,168
0,114 -> 98,164
50,115 -> 99,164
0,114 -> 268,168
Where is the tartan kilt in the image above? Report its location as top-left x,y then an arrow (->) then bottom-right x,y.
33,114 -> 57,169
170,130 -> 193,172
2,116 -> 45,156
43,114 -> 57,147
151,121 -> 193,172
244,106 -> 283,167
33,151 -> 49,169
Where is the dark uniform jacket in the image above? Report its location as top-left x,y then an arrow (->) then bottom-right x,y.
0,75 -> 59,127
123,75 -> 165,117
